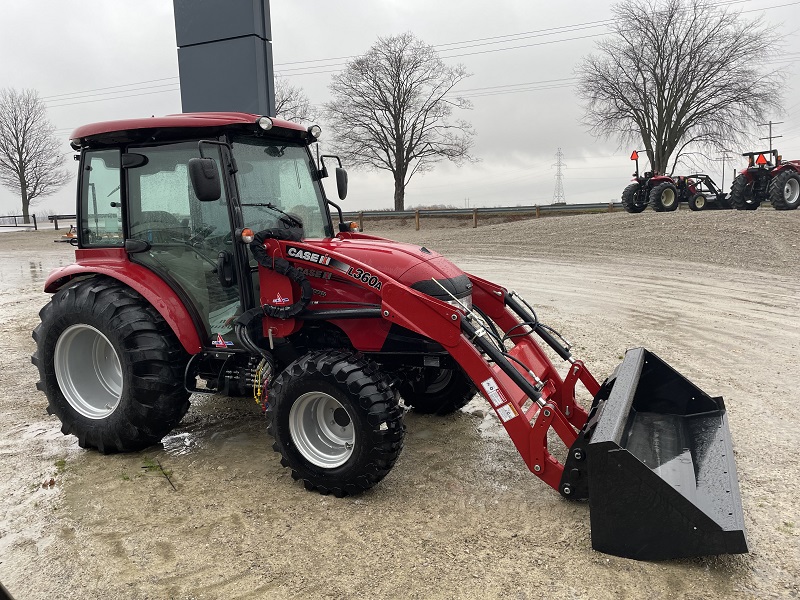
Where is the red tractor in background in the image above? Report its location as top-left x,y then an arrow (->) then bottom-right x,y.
33,113 -> 748,560
620,150 -> 677,212
728,150 -> 800,210
622,151 -> 730,212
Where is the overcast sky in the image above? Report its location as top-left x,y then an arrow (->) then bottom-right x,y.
1,0 -> 798,216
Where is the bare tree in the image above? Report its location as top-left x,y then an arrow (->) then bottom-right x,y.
274,77 -> 317,123
324,32 -> 474,211
577,0 -> 782,175
0,88 -> 70,223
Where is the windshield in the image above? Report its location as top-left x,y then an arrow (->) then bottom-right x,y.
231,137 -> 330,239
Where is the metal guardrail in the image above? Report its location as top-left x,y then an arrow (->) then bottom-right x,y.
0,214 -> 37,230
48,214 -> 77,230
342,202 -> 623,230
36,203 -> 622,233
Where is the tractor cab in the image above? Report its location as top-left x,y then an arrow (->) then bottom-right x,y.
69,114 -> 342,352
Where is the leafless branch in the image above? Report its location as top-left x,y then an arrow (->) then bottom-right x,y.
323,32 -> 475,210
0,88 -> 70,223
576,0 -> 784,175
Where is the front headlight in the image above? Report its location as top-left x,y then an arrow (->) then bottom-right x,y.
444,294 -> 472,312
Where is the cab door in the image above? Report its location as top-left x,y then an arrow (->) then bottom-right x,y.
125,141 -> 242,348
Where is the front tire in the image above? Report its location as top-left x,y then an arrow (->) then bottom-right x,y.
621,183 -> 647,213
769,170 -> 800,210
649,182 -> 679,212
729,174 -> 760,210
399,367 -> 476,415
688,193 -> 706,211
32,278 -> 190,453
267,350 -> 405,497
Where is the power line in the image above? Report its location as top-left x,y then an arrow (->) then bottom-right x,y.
38,0 -> 799,121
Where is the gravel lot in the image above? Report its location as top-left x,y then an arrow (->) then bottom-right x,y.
0,209 -> 798,599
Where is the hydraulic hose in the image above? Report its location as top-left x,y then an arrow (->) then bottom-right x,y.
249,228 -> 313,319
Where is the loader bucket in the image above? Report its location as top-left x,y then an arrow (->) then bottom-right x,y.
586,348 -> 748,560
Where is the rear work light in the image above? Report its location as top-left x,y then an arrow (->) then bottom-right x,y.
257,117 -> 273,131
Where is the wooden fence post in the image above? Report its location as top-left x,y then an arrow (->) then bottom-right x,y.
358,211 -> 364,231
608,202 -> 614,212
473,208 -> 478,228
535,205 -> 540,218
415,210 -> 420,231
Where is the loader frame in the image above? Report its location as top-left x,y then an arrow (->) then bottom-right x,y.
256,233 -> 601,493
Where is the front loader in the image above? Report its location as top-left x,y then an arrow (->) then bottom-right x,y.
33,113 -> 748,561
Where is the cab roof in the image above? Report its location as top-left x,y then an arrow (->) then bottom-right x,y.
70,112 -> 309,149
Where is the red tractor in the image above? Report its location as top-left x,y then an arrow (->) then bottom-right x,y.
622,152 -> 731,212
621,150 -> 685,212
728,150 -> 800,210
33,114 -> 747,560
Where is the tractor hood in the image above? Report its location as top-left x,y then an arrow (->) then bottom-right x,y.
318,237 -> 472,300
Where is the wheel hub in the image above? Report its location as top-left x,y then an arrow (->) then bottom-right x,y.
784,178 -> 799,204
289,392 -> 355,468
54,324 -> 123,419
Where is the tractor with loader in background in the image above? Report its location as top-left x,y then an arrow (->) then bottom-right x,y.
33,113 -> 748,561
622,151 -> 730,212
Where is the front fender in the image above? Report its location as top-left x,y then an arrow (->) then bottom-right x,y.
44,249 -> 203,354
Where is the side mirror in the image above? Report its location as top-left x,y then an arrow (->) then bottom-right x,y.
335,167 -> 348,200
188,157 -> 221,202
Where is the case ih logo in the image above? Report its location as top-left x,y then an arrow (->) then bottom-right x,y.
212,334 -> 234,348
272,293 -> 290,304
287,246 -> 331,265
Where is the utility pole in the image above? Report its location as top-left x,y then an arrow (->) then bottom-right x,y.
552,148 -> 566,204
758,121 -> 783,152
720,149 -> 734,187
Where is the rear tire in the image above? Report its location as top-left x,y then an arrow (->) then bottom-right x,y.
621,183 -> 647,213
688,193 -> 706,211
32,277 -> 190,453
399,367 -> 476,415
649,182 -> 679,212
267,350 -> 405,497
728,174 -> 760,210
769,170 -> 800,210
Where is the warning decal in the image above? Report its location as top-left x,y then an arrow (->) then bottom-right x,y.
481,378 -> 506,407
497,403 -> 517,423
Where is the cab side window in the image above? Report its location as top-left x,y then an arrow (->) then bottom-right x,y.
80,150 -> 123,246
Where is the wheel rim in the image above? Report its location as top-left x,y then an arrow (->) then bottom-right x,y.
783,178 -> 799,204
695,196 -> 705,209
54,324 -> 123,419
289,391 -> 355,468
662,188 -> 676,207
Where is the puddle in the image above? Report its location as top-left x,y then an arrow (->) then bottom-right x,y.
160,393 -> 268,460
0,255 -> 71,291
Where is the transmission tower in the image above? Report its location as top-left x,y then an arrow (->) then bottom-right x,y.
552,148 -> 566,203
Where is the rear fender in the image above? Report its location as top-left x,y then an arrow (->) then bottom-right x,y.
44,249 -> 203,354
772,164 -> 800,177
648,175 -> 674,185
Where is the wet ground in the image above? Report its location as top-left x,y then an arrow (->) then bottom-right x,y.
0,218 -> 798,599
